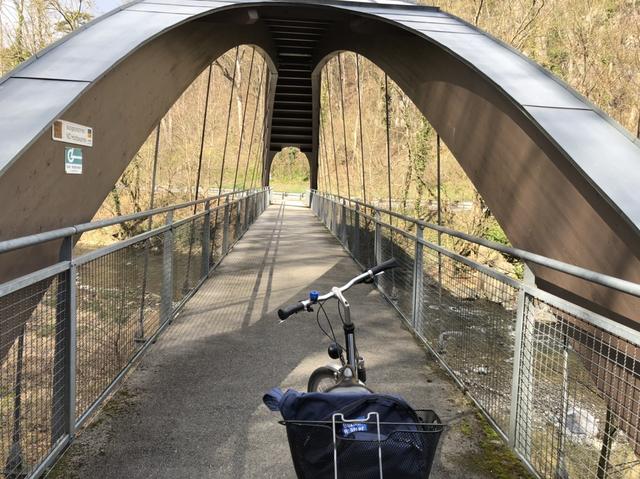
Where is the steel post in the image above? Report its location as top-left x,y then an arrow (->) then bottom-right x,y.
353,203 -> 360,261
246,197 -> 251,232
223,199 -> 230,254
160,211 -> 174,325
5,325 -> 25,477
341,200 -> 347,246
509,285 -> 532,460
374,210 -> 382,267
52,235 -> 75,443
201,201 -> 211,277
254,192 -> 258,219
236,198 -> 242,237
66,262 -> 77,437
556,336 -> 570,479
326,196 -> 329,226
411,225 -> 424,331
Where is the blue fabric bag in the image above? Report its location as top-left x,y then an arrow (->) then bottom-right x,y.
264,388 -> 440,478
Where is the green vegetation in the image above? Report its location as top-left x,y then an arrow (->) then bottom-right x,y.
0,0 -> 93,76
269,147 -> 310,193
461,413 -> 534,479
460,419 -> 473,437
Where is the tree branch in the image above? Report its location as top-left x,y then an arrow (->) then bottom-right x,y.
474,0 -> 484,26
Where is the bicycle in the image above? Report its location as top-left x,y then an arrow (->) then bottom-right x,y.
267,259 -> 444,478
277,258 -> 400,393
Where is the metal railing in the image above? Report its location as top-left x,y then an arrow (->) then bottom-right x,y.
310,190 -> 640,479
269,191 -> 307,204
0,187 -> 269,479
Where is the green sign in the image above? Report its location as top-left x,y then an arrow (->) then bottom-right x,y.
65,147 -> 83,174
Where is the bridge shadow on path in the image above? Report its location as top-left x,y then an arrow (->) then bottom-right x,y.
53,203 -> 503,479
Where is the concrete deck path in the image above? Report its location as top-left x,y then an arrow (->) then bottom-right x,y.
52,203 -> 527,478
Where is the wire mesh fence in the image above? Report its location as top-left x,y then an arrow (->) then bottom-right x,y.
75,242 -> 146,419
515,292 -> 640,479
172,216 -> 205,306
377,223 -> 415,321
0,271 -> 68,479
311,190 -> 640,479
425,247 -> 519,434
0,188 -> 268,478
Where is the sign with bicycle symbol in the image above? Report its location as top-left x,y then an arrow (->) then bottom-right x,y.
64,147 -> 83,174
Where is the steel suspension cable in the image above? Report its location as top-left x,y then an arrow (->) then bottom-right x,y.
217,47 -> 240,195
250,95 -> 268,190
355,54 -> 367,204
436,134 -> 442,233
324,125 -> 332,194
337,54 -> 351,199
325,67 -> 341,196
436,133 -> 442,303
320,115 -> 332,193
195,64 -> 213,204
316,124 -> 324,193
149,126 -> 161,212
242,63 -> 266,190
249,141 -> 261,190
320,126 -> 329,193
212,48 -> 239,239
249,126 -> 263,190
184,64 -> 214,292
252,67 -> 272,189
137,124 -> 161,339
384,73 -> 392,212
384,72 -> 395,281
252,137 -> 265,190
232,47 -> 255,192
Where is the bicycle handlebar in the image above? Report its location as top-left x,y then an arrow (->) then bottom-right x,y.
277,258 -> 399,320
369,258 -> 400,276
278,302 -> 305,320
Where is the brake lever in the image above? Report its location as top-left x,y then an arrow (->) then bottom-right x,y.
362,270 -> 384,284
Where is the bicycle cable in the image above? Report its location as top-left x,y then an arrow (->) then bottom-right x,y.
336,297 -> 360,361
337,300 -> 345,325
316,300 -> 346,351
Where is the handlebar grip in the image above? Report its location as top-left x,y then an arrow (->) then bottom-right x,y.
278,302 -> 305,320
369,258 -> 400,276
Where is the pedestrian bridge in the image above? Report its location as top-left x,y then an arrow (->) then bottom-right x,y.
44,200 -> 480,478
1,1 -> 640,478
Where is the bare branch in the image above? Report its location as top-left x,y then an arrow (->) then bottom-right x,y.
474,0 -> 484,26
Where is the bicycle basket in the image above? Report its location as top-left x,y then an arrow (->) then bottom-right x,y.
280,410 -> 443,479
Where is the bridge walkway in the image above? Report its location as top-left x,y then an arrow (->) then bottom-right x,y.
51,202 -> 502,478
